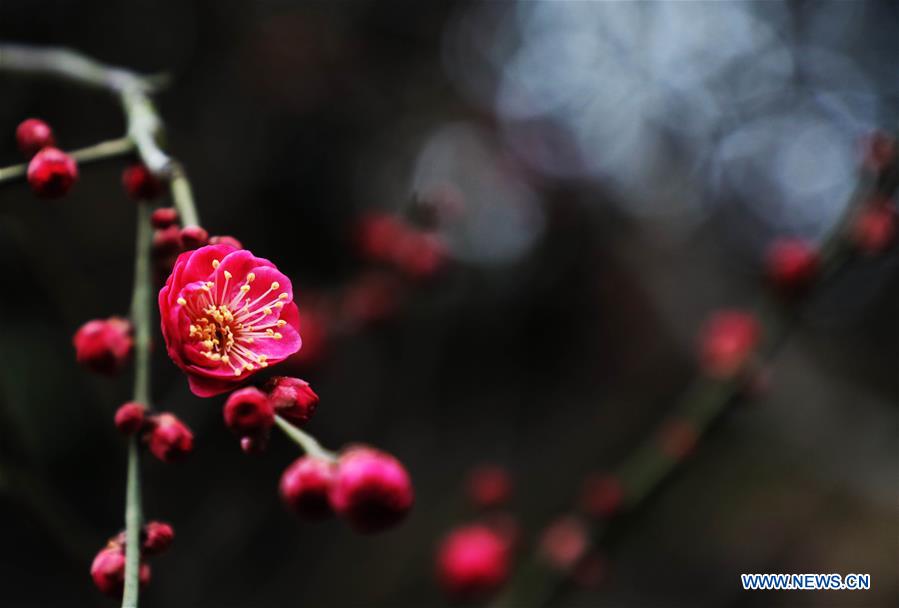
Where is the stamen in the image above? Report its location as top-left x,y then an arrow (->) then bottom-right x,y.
212,259 -> 220,269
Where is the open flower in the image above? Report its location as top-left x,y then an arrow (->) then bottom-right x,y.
159,244 -> 302,396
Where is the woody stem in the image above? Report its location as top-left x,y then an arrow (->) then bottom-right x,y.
122,201 -> 153,608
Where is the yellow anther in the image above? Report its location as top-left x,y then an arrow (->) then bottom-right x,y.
258,355 -> 268,362
259,361 -> 268,368
240,284 -> 250,293
205,281 -> 214,289
244,363 -> 254,371
274,302 -> 284,309
263,307 -> 272,316
276,320 -> 286,327
246,273 -> 255,282
244,337 -> 254,344
266,329 -> 274,336
279,293 -> 288,300
177,297 -> 187,306
212,259 -> 220,269
233,369 -> 242,376
224,270 -> 232,280
274,332 -> 283,340
271,281 -> 279,290
221,355 -> 230,363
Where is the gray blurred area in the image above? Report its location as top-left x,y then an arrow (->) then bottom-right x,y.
0,1 -> 896,607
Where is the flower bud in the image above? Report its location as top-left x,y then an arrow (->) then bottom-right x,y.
466,465 -> 512,510
329,446 -> 414,533
697,310 -> 760,379
658,419 -> 699,460
152,225 -> 183,258
144,413 -> 194,463
209,234 -> 243,249
862,131 -> 895,173
90,546 -> 150,597
538,516 -> 589,572
27,147 -> 78,198
580,473 -> 623,519
150,207 -> 179,229
179,225 -> 209,249
280,456 -> 335,519
852,203 -> 896,255
16,118 -> 55,157
436,524 -> 509,601
142,521 -> 174,556
223,387 -> 274,436
114,402 -> 147,435
265,376 -> 318,426
122,163 -> 163,200
765,237 -> 819,294
392,230 -> 447,279
73,317 -> 133,374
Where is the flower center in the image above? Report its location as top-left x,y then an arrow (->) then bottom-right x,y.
176,260 -> 290,376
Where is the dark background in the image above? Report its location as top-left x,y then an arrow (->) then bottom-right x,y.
0,1 -> 897,607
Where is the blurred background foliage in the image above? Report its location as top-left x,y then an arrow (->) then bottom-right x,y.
0,1 -> 896,606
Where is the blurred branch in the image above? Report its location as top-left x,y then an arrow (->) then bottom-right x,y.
0,43 -> 200,224
491,136 -> 899,608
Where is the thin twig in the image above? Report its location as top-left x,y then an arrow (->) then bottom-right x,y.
274,415 -> 338,463
121,202 -> 153,608
0,44 -> 201,224
0,137 -> 135,184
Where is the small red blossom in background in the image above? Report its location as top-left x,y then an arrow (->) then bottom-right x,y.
143,413 -> 194,463
862,131 -> 896,173
27,146 -> 78,198
436,524 -> 510,601
16,118 -> 55,157
538,515 -> 589,572
158,244 -> 302,397
657,419 -> 699,461
764,237 -> 819,294
114,402 -> 147,435
466,464 -> 513,510
580,473 -> 624,519
73,317 -> 133,374
122,163 -> 163,200
851,200 -> 896,255
265,376 -> 319,425
329,446 -> 414,533
697,310 -> 761,379
280,456 -> 336,520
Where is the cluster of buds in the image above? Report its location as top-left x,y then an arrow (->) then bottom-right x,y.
282,445 -> 414,534
15,118 -> 79,199
356,212 -> 448,280
90,521 -> 174,597
219,375 -> 413,534
114,402 -> 195,463
223,376 -> 318,453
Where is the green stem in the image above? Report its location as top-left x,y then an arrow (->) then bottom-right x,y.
122,202 -> 153,608
169,163 -> 200,227
274,415 -> 337,462
0,136 -> 135,184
